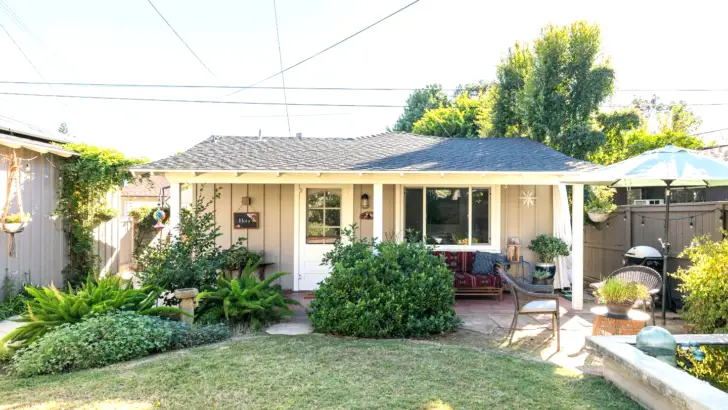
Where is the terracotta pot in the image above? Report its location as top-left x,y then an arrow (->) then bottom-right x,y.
606,301 -> 634,316
588,212 -> 610,223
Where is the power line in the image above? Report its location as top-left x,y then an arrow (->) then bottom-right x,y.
237,112 -> 351,118
272,0 -> 291,137
222,0 -> 421,98
4,80 -> 728,94
688,127 -> 728,137
0,91 -> 406,107
146,0 -> 218,80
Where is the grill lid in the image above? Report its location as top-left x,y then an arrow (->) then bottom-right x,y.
625,245 -> 663,259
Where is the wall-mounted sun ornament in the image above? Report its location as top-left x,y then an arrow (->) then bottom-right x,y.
520,190 -> 537,208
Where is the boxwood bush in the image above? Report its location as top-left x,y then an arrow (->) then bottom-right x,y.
10,311 -> 229,377
308,227 -> 460,338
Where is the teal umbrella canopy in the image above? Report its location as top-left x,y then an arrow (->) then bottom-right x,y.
566,144 -> 728,187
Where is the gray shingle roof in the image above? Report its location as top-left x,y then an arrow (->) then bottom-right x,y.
134,132 -> 594,173
122,175 -> 169,197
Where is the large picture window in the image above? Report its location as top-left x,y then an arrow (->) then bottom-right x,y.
404,187 -> 490,246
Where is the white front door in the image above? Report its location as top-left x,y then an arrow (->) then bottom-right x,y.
296,185 -> 353,290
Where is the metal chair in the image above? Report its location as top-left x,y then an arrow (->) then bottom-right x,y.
501,272 -> 561,351
589,265 -> 662,325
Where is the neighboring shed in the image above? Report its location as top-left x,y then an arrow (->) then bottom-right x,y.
0,118 -> 75,292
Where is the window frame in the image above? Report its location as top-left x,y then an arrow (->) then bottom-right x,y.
305,188 -> 342,245
401,184 -> 499,252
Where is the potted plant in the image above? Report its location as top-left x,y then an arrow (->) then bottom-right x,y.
532,269 -> 553,286
595,278 -> 648,317
586,186 -> 617,223
219,238 -> 263,278
527,234 -> 569,277
1,212 -> 31,233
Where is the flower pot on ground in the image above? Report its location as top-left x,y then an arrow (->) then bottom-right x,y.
586,186 -> 617,223
1,212 -> 31,233
595,277 -> 648,317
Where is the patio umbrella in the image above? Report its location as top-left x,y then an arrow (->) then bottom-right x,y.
565,144 -> 728,324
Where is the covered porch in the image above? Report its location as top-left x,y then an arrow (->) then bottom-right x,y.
160,172 -> 588,310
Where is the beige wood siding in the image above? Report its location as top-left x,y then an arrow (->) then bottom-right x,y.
500,185 -> 554,265
193,183 -> 295,289
0,147 -> 66,293
352,184 -> 395,241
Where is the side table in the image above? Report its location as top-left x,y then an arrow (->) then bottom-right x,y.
591,306 -> 651,336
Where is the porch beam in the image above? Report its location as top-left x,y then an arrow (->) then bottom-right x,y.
373,183 -> 384,243
169,182 -> 181,237
571,184 -> 584,310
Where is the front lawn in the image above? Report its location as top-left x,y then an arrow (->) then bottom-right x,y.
0,334 -> 637,409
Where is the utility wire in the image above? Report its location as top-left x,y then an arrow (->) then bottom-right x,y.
272,0 -> 291,137
222,0 -> 421,98
4,80 -> 728,95
0,91 -> 406,107
146,0 -> 218,80
687,127 -> 728,137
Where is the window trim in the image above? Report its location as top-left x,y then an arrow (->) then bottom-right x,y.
305,188 -> 342,245
401,184 -> 501,253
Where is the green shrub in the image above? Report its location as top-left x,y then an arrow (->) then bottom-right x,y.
218,238 -> 263,273
0,345 -> 12,364
673,234 -> 728,333
528,235 -> 570,263
595,278 -> 648,304
9,311 -> 229,376
196,261 -> 298,329
2,276 -> 183,349
0,276 -> 30,321
309,228 -> 460,338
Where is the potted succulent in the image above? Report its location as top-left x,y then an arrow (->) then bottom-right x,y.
528,234 -> 569,277
586,186 -> 617,223
532,269 -> 553,286
595,277 -> 648,317
1,212 -> 31,233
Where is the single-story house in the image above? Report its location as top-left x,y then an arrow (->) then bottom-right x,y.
132,132 -> 594,309
121,175 -> 170,215
0,119 -> 76,290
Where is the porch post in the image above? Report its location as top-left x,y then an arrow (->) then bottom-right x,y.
169,182 -> 181,237
373,183 -> 384,242
571,184 -> 584,310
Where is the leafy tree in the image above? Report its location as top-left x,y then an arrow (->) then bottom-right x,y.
411,93 -> 484,138
58,122 -> 69,135
521,21 -> 615,158
480,42 -> 533,137
392,84 -> 450,132
588,99 -> 703,165
452,80 -> 490,99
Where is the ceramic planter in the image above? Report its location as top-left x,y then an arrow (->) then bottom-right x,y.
588,211 -> 610,223
1,222 -> 25,234
535,263 -> 556,278
532,277 -> 553,286
606,301 -> 634,317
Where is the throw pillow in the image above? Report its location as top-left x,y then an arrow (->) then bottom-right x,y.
473,251 -> 496,275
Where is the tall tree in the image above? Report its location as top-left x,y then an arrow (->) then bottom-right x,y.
521,21 -> 615,159
480,42 -> 533,137
411,93 -> 484,138
392,84 -> 450,132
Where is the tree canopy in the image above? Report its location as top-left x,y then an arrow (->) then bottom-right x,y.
412,93 -> 484,138
392,84 -> 450,132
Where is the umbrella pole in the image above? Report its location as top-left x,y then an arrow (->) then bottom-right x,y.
662,180 -> 673,325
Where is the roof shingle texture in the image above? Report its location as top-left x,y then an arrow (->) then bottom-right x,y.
122,175 -> 169,197
136,132 -> 594,173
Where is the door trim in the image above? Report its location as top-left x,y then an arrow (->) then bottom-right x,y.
293,184 -> 353,291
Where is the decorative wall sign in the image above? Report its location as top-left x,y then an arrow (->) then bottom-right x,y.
234,212 -> 259,229
520,190 -> 537,208
360,211 -> 373,220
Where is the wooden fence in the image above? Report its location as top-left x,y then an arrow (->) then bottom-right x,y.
584,202 -> 727,283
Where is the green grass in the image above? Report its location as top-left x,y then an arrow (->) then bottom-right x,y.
0,334 -> 638,409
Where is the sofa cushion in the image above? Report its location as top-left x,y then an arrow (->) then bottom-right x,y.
473,251 -> 506,275
520,300 -> 557,313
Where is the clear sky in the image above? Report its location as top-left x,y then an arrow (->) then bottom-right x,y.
1,0 -> 727,160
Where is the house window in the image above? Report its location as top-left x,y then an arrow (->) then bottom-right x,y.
404,187 -> 490,246
306,189 -> 341,244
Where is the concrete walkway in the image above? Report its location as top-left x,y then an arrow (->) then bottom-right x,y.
0,316 -> 23,339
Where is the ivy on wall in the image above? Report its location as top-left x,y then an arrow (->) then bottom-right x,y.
128,205 -> 169,259
57,143 -> 145,286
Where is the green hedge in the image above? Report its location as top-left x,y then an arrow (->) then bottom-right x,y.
10,312 -> 228,377
309,229 -> 460,338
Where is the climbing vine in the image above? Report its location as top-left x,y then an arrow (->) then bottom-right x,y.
57,143 -> 145,286
129,205 -> 169,259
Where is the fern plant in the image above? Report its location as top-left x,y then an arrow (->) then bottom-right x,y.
196,261 -> 298,329
2,275 -> 184,349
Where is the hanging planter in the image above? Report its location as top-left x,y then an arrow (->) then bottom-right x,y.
586,186 -> 617,224
587,211 -> 610,223
2,150 -> 30,257
1,212 -> 31,233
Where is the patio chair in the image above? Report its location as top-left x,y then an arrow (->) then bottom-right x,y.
589,265 -> 662,326
500,272 -> 561,351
